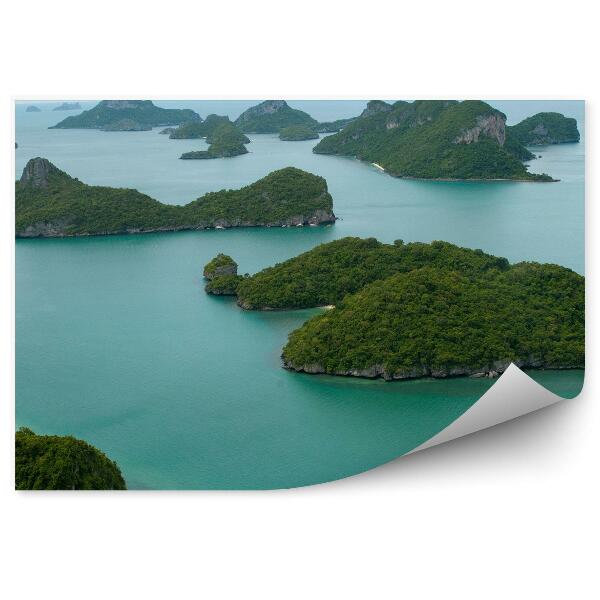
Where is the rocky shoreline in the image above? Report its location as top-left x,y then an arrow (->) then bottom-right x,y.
17,211 -> 336,238
281,357 -> 583,381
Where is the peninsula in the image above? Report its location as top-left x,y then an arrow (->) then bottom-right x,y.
206,237 -> 584,380
50,100 -> 200,130
15,158 -> 335,237
313,100 -> 557,181
15,427 -> 126,490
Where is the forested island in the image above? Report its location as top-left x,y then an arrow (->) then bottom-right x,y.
279,125 -> 319,141
206,237 -> 584,380
234,100 -> 319,133
204,254 -> 243,294
507,112 -> 580,145
312,100 -> 571,181
168,114 -> 246,140
15,427 -> 126,490
50,100 -> 200,130
15,158 -> 335,237
179,120 -> 250,159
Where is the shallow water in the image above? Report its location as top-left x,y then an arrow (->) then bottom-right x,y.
15,100 -> 585,488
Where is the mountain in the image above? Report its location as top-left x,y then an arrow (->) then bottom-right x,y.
313,100 -> 554,181
26,105 -> 41,112
279,125 -> 319,141
15,158 -> 335,237
234,100 -> 318,133
507,112 -> 580,145
50,100 -> 200,130
53,102 -> 82,111
15,427 -> 126,490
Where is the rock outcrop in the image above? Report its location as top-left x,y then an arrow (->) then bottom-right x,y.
203,254 -> 238,280
19,157 -> 60,188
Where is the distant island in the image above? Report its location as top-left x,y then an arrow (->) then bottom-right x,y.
49,100 -> 200,130
53,102 -> 82,111
279,125 -> 319,141
180,121 -> 250,159
234,100 -> 319,133
15,427 -> 126,490
168,114 -> 244,140
204,254 -> 242,295
16,158 -> 335,237
507,112 -> 580,145
313,100 -> 563,181
316,118 -> 356,133
26,105 -> 41,112
206,237 -> 584,380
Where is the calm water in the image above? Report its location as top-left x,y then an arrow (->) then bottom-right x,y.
15,100 -> 585,489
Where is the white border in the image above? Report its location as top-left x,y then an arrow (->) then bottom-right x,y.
1,1 -> 597,599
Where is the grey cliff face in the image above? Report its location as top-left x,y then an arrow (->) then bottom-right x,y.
454,113 -> 506,146
20,157 -> 59,188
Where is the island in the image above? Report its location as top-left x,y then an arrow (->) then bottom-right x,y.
313,100 -> 556,181
279,125 -> 319,141
204,254 -> 243,295
53,102 -> 82,111
15,427 -> 126,490
26,105 -> 41,112
16,157 -> 336,237
168,114 -> 244,140
180,122 -> 249,159
49,100 -> 200,130
507,112 -> 580,145
234,100 -> 318,133
206,237 -> 584,381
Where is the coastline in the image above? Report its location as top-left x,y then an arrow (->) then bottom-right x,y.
360,159 -> 558,182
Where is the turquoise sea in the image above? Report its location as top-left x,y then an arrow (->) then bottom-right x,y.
15,100 -> 585,489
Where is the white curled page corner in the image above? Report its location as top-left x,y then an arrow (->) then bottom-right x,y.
409,363 -> 568,454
